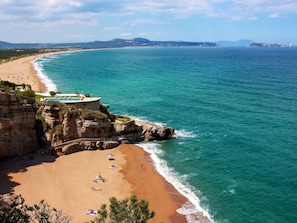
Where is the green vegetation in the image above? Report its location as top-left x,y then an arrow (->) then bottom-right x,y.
0,80 -> 35,98
43,100 -> 65,108
49,91 -> 56,96
35,101 -> 68,134
0,80 -> 16,90
115,115 -> 132,123
49,124 -> 64,140
88,195 -> 155,223
82,109 -> 107,120
0,195 -> 154,223
0,49 -> 39,63
18,89 -> 35,98
0,196 -> 71,223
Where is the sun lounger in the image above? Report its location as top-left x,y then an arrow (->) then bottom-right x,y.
86,209 -> 97,216
107,154 -> 114,160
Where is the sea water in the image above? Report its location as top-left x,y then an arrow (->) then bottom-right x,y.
33,47 -> 297,223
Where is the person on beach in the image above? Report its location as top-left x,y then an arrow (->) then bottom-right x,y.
93,172 -> 106,183
91,187 -> 102,191
98,172 -> 102,179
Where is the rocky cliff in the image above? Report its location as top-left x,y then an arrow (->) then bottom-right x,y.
36,102 -> 175,155
0,92 -> 39,157
0,91 -> 175,157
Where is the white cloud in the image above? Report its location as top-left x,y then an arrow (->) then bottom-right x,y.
1,0 -> 296,42
1,0 -> 296,24
269,13 -> 280,18
104,26 -> 122,31
126,19 -> 168,27
138,31 -> 168,37
62,33 -> 94,39
120,32 -> 131,37
248,16 -> 258,21
69,0 -> 82,7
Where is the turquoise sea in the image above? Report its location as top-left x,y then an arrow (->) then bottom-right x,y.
34,47 -> 297,223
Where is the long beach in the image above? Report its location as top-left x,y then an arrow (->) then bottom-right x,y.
0,53 -> 188,222
0,54 -> 46,92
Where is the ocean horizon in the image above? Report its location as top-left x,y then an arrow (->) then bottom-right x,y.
33,47 -> 297,223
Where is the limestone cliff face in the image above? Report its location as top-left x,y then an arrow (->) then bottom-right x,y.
0,91 -> 175,157
0,92 -> 39,157
37,103 -> 176,155
38,104 -> 115,145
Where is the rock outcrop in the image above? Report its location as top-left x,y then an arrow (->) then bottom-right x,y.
0,92 -> 39,157
0,91 -> 175,158
135,120 -> 176,141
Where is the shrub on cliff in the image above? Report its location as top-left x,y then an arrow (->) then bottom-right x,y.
50,124 -> 64,141
115,115 -> 131,123
82,109 -> 107,121
0,194 -> 71,223
0,80 -> 16,90
19,89 -> 35,98
88,195 -> 155,223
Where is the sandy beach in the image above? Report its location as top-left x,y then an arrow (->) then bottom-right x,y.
0,54 -> 188,222
0,145 -> 187,222
0,54 -> 46,93
119,145 -> 188,223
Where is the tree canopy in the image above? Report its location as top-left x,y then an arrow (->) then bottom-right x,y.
88,195 -> 155,223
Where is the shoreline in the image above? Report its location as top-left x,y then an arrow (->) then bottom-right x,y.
0,52 -> 210,222
119,144 -> 188,223
0,53 -> 189,222
0,53 -> 47,92
0,49 -> 85,93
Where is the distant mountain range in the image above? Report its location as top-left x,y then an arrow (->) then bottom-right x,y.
2,38 -> 290,49
0,38 -> 219,49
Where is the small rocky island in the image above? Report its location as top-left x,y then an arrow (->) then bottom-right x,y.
0,90 -> 175,158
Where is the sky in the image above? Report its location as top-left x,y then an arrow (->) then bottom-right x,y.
0,0 -> 296,44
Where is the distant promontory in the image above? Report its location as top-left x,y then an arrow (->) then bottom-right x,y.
248,42 -> 283,48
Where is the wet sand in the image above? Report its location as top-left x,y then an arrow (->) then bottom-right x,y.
119,144 -> 188,223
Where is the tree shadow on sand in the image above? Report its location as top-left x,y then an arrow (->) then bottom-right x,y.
0,154 -> 57,195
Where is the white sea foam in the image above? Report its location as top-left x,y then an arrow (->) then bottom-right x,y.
133,116 -> 166,127
133,116 -> 198,140
175,129 -> 197,138
32,57 -> 57,93
138,142 -> 214,223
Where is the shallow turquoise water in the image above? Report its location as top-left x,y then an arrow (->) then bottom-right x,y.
35,47 -> 297,223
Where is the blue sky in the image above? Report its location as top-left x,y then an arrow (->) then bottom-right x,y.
0,0 -> 296,44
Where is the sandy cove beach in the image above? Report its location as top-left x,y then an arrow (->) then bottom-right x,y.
0,145 -> 187,222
